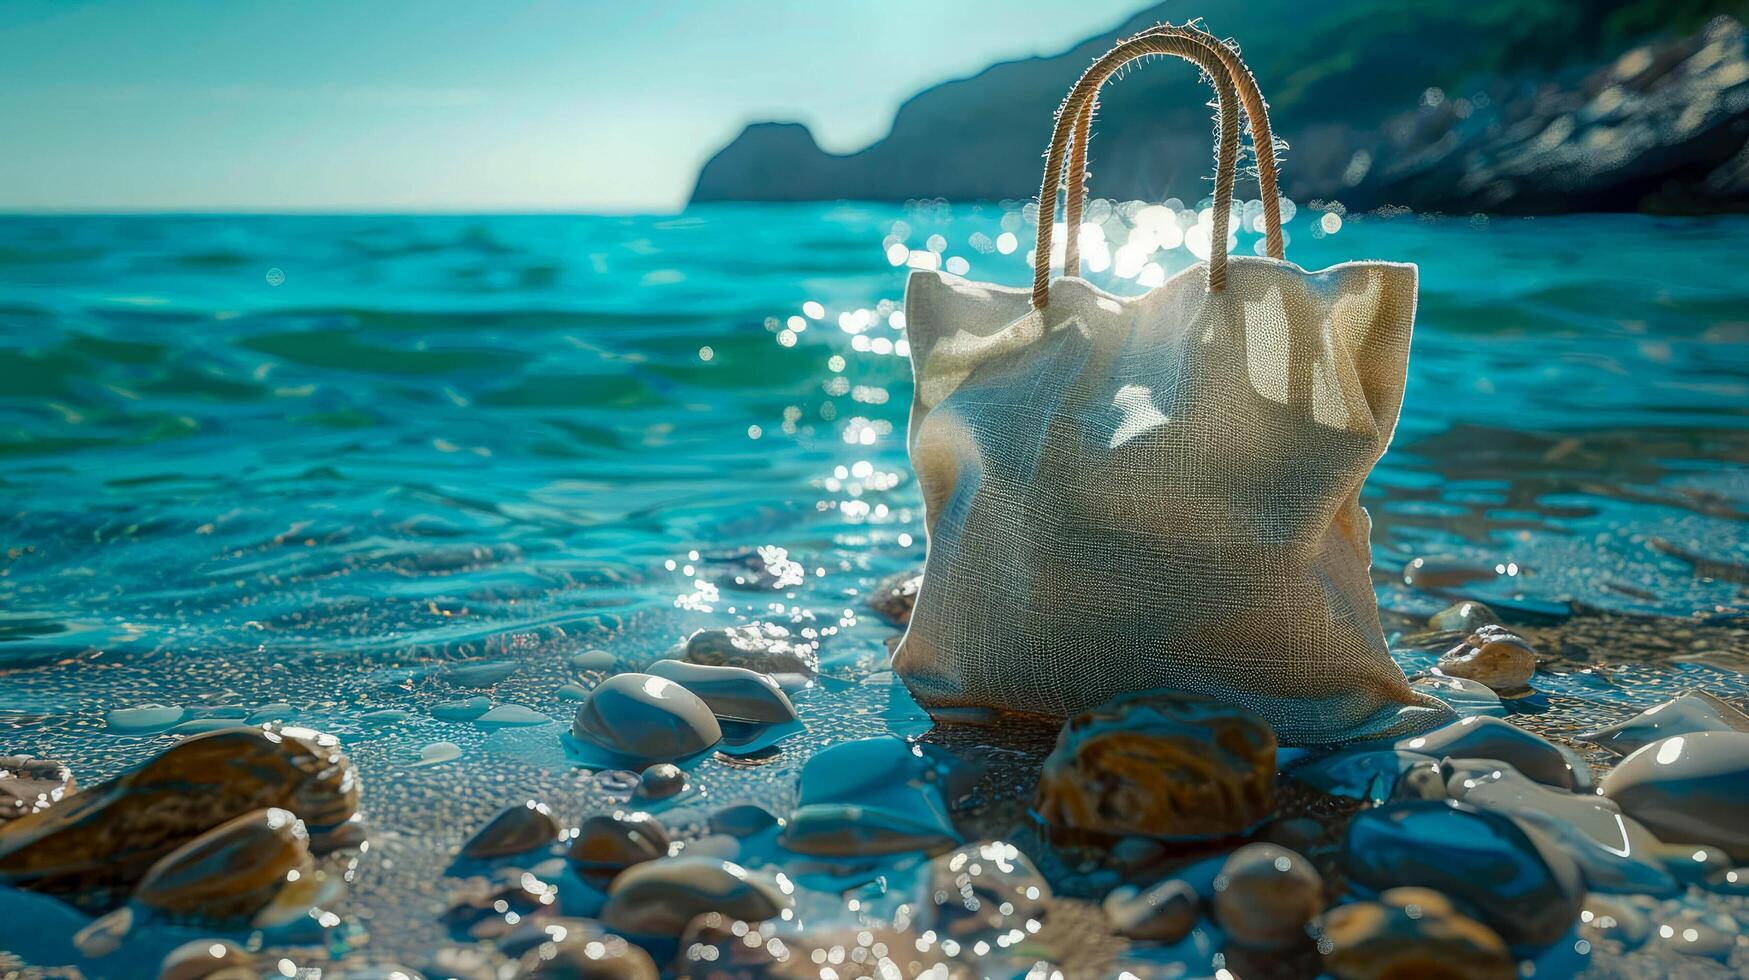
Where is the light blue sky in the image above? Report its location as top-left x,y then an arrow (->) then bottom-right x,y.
0,0 -> 1145,212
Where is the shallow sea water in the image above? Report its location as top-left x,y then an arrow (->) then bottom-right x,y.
1,205 -> 1746,977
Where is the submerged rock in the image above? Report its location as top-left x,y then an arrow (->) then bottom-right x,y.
1409,674 -> 1506,719
868,569 -> 923,626
1436,625 -> 1537,692
1428,600 -> 1501,633
570,674 -> 722,766
444,660 -> 518,687
510,917 -> 660,979
781,736 -> 967,856
1444,758 -> 1676,895
1289,749 -> 1446,805
443,871 -> 560,940
678,622 -> 819,675
134,807 -> 320,928
1317,887 -> 1514,980
1396,716 -> 1581,789
1578,691 -> 1749,757
1035,690 -> 1276,841
0,725 -> 358,911
599,856 -> 791,937
567,812 -> 671,883
1213,844 -> 1324,950
476,704 -> 551,727
105,704 -> 187,735
1103,877 -> 1199,943
646,659 -> 797,725
462,801 -> 560,859
1601,730 -> 1749,860
918,840 -> 1050,941
158,938 -> 259,980
0,755 -> 76,824
1342,800 -> 1584,947
432,696 -> 491,721
631,763 -> 685,802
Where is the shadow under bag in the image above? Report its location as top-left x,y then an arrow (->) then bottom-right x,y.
894,24 -> 1455,745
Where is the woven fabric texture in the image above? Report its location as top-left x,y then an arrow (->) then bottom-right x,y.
894,258 -> 1456,744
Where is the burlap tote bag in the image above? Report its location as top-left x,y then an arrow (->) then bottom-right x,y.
894,24 -> 1454,745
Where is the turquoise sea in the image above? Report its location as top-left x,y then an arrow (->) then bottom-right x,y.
2,205 -> 1747,974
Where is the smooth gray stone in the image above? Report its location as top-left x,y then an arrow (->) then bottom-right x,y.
571,673 -> 722,766
646,659 -> 797,725
1601,730 -> 1749,861
1410,674 -> 1507,719
104,705 -> 186,735
461,801 -> 559,859
1397,716 -> 1582,788
599,856 -> 791,937
1578,691 -> 1749,758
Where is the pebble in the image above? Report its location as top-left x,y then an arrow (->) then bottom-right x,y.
556,684 -> 590,702
599,856 -> 791,937
443,871 -> 560,940
0,725 -> 358,910
1580,895 -> 1651,950
1444,758 -> 1676,895
868,569 -> 923,626
0,755 -> 76,824
1035,690 -> 1276,841
462,801 -> 560,859
1317,886 -> 1514,980
1601,730 -> 1749,860
782,736 -> 966,856
645,659 -> 797,725
918,840 -> 1050,941
1707,866 -> 1749,894
678,622 -> 819,675
158,938 -> 258,980
567,812 -> 672,883
411,741 -> 462,768
1342,799 -> 1585,946
631,763 -> 685,802
134,807 -> 320,928
1396,716 -> 1581,789
1652,911 -> 1736,962
509,918 -> 659,979
570,674 -> 722,766
1578,690 -> 1749,757
1436,625 -> 1537,692
1289,748 -> 1446,805
571,649 -> 616,672
1103,877 -> 1199,943
432,696 -> 491,721
1428,600 -> 1500,633
475,704 -> 551,727
708,804 -> 781,838
444,660 -> 518,687
105,704 -> 186,735
1403,556 -> 1500,590
1212,844 -> 1324,950
1409,674 -> 1506,718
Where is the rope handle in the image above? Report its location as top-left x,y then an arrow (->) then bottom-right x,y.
1031,24 -> 1286,309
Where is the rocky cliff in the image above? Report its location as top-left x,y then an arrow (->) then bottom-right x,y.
691,2 -> 1749,213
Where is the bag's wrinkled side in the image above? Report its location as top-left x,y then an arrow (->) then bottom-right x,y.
895,258 -> 1455,743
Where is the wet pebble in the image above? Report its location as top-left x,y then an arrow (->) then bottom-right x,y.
1103,878 -> 1199,943
411,741 -> 462,768
918,840 -> 1049,941
1428,600 -> 1500,633
475,704 -> 551,727
1653,911 -> 1735,962
0,755 -> 76,824
1444,758 -> 1675,895
0,725 -> 358,910
782,736 -> 967,856
1213,844 -> 1324,950
462,801 -> 560,859
645,659 -> 797,725
567,812 -> 671,883
631,763 -> 685,802
1397,715 -> 1581,788
443,871 -> 560,940
158,938 -> 258,980
432,696 -> 491,721
1342,800 -> 1585,947
1403,556 -> 1500,590
1601,730 -> 1749,860
1409,674 -> 1506,718
599,856 -> 791,937
868,568 -> 922,626
556,684 -> 590,702
1578,690 -> 1749,757
570,674 -> 721,766
1580,895 -> 1651,951
444,659 -> 517,687
678,622 -> 819,675
134,807 -> 320,928
571,649 -> 616,672
1317,886 -> 1513,980
1035,690 -> 1276,841
1289,748 -> 1446,805
1436,625 -> 1536,692
105,704 -> 186,735
708,804 -> 781,838
509,917 -> 659,979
